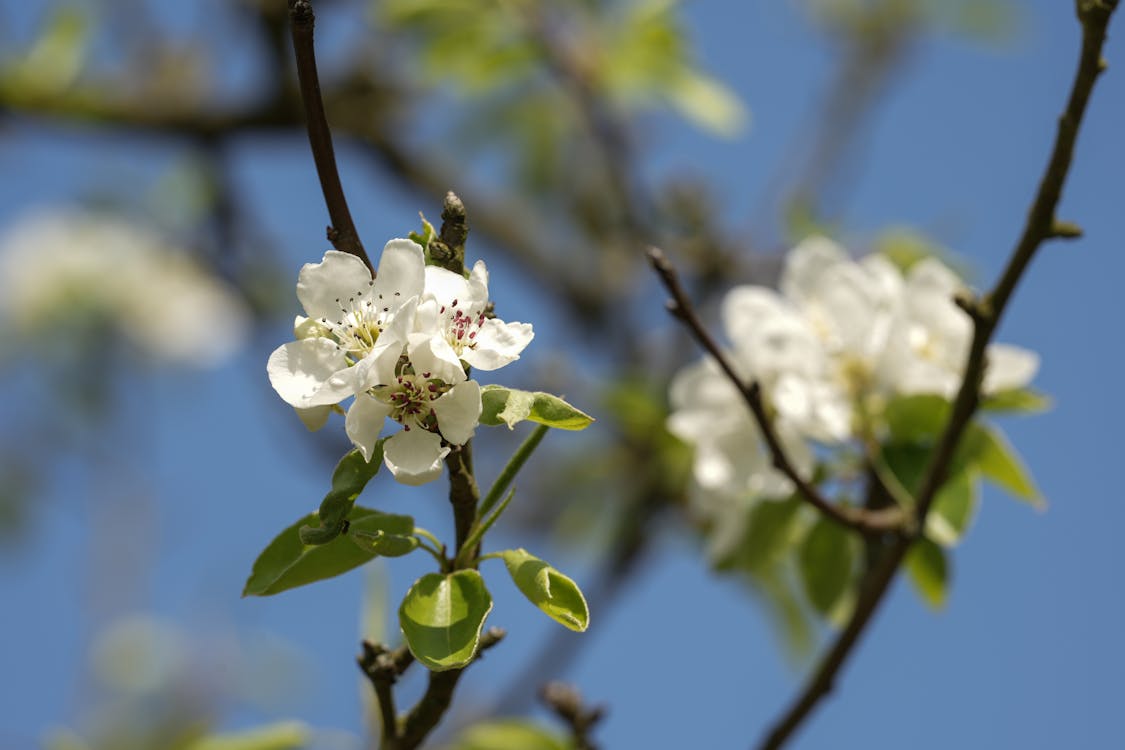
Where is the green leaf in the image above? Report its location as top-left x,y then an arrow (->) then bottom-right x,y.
797,517 -> 857,616
499,549 -> 590,632
665,71 -> 749,137
243,506 -> 413,597
905,537 -> 949,610
884,394 -> 952,442
409,212 -> 436,252
447,719 -> 570,750
981,387 -> 1052,414
957,424 -> 1043,507
300,445 -> 384,545
349,528 -> 420,557
399,570 -> 493,671
716,496 -> 803,574
925,469 -> 980,547
480,386 -> 594,431
186,722 -> 309,750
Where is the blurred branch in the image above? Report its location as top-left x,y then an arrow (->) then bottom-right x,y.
540,682 -> 606,750
647,246 -> 905,535
287,0 -> 369,268
757,4 -> 1118,747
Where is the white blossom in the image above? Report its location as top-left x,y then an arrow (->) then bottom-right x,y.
668,235 -> 1040,526
268,240 -> 518,486
416,259 -> 534,372
0,208 -> 248,367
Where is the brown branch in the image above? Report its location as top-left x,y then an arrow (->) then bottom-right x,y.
646,246 -> 904,535
445,441 -> 481,559
756,3 -> 1119,747
394,628 -> 506,750
540,682 -> 606,750
287,0 -> 370,270
357,641 -> 412,743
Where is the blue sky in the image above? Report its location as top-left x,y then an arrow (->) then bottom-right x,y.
2,1 -> 1124,749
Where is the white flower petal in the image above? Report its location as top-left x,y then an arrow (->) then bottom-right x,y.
468,259 -> 490,300
346,393 -> 392,462
295,405 -> 332,432
383,429 -> 449,486
296,251 -> 372,322
433,380 -> 482,445
294,315 -> 329,340
423,265 -> 471,308
462,319 -> 534,370
780,235 -> 848,304
266,338 -> 352,408
408,332 -> 465,384
984,344 -> 1040,393
372,239 -> 426,302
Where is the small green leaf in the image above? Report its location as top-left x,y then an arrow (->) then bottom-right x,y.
449,719 -> 570,750
300,444 -> 384,545
409,212 -> 436,252
797,517 -> 856,616
499,549 -> 589,632
905,537 -> 949,610
665,71 -> 749,137
399,570 -> 493,671
480,386 -> 594,431
981,387 -> 1052,414
243,506 -> 413,597
186,722 -> 309,750
957,424 -> 1043,507
884,394 -> 952,442
348,528 -> 420,557
925,469 -> 980,547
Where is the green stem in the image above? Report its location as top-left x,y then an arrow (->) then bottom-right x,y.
455,488 -> 517,569
480,424 -> 549,517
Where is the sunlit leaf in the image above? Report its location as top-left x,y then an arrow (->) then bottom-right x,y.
925,469 -> 979,547
445,719 -> 571,750
905,537 -> 949,610
980,387 -> 1051,414
480,385 -> 594,430
499,549 -> 589,632
399,570 -> 493,671
186,722 -> 309,750
243,507 -> 413,597
957,424 -> 1043,507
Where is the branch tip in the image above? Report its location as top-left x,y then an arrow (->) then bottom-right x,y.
1049,219 -> 1084,239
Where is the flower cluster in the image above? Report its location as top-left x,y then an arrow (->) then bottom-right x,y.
668,236 -> 1038,540
0,208 -> 249,367
268,240 -> 533,485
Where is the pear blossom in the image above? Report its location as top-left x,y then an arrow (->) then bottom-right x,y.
875,257 -> 1040,398
267,241 -> 424,412
0,208 -> 248,366
268,240 -> 521,485
416,259 -> 534,372
668,234 -> 1041,517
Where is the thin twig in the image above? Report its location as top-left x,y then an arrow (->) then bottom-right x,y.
357,641 -> 404,743
288,0 -> 370,270
757,4 -> 1118,747
647,246 -> 904,535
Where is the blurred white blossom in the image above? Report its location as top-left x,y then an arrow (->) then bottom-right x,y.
669,236 -> 1039,529
0,208 -> 249,367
